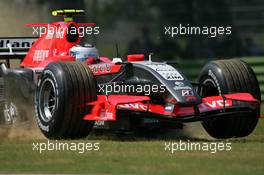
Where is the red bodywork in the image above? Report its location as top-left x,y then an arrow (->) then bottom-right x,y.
21,20 -> 260,121
84,93 -> 259,121
22,22 -> 78,68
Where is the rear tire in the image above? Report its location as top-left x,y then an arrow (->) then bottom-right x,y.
198,59 -> 260,139
1,67 -> 35,126
35,61 -> 97,139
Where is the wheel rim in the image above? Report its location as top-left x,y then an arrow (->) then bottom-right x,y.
200,79 -> 219,97
38,78 -> 56,123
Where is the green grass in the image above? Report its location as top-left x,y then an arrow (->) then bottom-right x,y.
0,120 -> 264,174
1,59 -> 264,174
0,106 -> 264,174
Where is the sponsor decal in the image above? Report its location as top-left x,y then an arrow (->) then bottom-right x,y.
165,104 -> 175,113
205,99 -> 231,108
33,50 -> 49,61
94,121 -> 105,126
173,81 -> 192,90
182,89 -> 194,96
199,99 -> 232,111
0,38 -> 36,48
174,81 -> 185,87
118,103 -> 147,111
89,64 -> 112,74
173,86 -> 192,90
105,112 -> 113,120
146,64 -> 184,81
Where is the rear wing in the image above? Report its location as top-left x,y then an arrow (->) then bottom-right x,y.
0,37 -> 37,67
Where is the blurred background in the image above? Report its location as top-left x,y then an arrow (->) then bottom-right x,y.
2,0 -> 264,93
3,0 -> 264,99
1,0 -> 264,60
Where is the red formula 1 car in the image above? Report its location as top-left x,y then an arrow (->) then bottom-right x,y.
0,10 -> 261,139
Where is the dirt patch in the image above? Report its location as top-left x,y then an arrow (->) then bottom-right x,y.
183,122 -> 214,140
0,117 -> 44,141
0,102 -> 44,141
5,121 -> 44,140
150,122 -> 214,141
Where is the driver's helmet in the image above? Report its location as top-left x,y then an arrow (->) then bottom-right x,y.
70,43 -> 99,62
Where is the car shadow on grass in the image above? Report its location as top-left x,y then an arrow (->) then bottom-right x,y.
88,128 -> 215,142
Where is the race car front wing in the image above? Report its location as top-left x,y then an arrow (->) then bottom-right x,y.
84,93 -> 260,122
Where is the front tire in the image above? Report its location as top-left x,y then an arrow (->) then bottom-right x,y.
198,59 -> 260,139
35,61 -> 97,139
